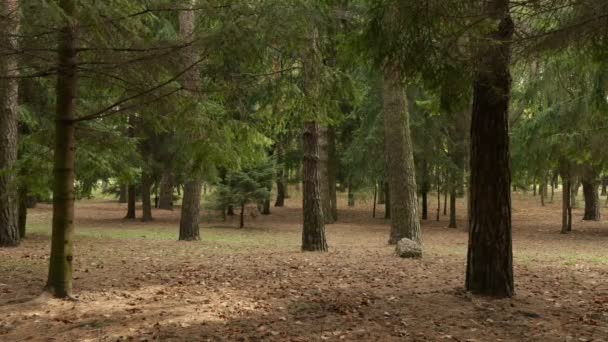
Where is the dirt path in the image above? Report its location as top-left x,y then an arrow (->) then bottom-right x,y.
0,193 -> 607,341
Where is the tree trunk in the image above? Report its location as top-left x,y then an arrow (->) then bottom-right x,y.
601,176 -> 607,196
262,197 -> 271,215
239,202 -> 245,228
372,183 -> 377,218
436,183 -> 441,222
465,3 -> 514,298
118,184 -> 127,203
449,190 -> 457,228
47,0 -> 78,298
141,171 -> 153,222
302,122 -> 327,251
18,186 -> 27,239
179,180 -> 202,240
158,169 -> 174,210
421,190 -> 428,220
582,172 -> 600,221
384,182 -> 391,219
561,173 -> 572,233
443,190 -> 448,215
328,127 -> 338,222
571,180 -> 580,209
318,126 -> 333,224
0,0 -> 20,247
125,184 -> 136,219
382,65 -> 421,245
275,141 -> 286,207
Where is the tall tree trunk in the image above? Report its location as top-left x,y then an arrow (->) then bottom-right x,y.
141,171 -> 153,222
318,126 -> 333,224
328,127 -> 338,222
158,168 -> 174,210
0,0 -> 20,247
125,184 -> 136,219
18,185 -> 27,239
436,181 -> 441,221
382,65 -> 421,245
179,180 -> 202,240
465,2 -> 514,298
275,141 -> 286,207
582,170 -> 600,221
377,180 -> 385,204
239,202 -> 245,228
302,122 -> 327,251
372,183 -> 377,218
561,172 -> 572,234
443,190 -> 448,216
421,161 -> 429,220
47,0 -> 78,298
601,176 -> 607,196
384,182 -> 391,219
449,190 -> 457,228
421,190 -> 428,220
118,184 -> 127,203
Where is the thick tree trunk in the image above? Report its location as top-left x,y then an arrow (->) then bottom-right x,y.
125,184 -> 136,219
449,190 -> 457,228
327,127 -> 338,222
0,0 -> 20,247
302,122 -> 327,251
179,180 -> 202,240
141,171 -> 153,222
382,66 -> 421,245
318,126 -> 333,224
465,3 -> 514,298
582,172 -> 600,221
158,169 -> 174,210
47,0 -> 78,298
118,184 -> 127,203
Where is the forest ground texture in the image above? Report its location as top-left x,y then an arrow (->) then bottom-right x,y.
0,193 -> 607,341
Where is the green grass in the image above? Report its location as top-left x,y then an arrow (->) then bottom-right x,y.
26,223 -> 298,251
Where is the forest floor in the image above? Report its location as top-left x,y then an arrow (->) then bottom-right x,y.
1,192 -> 607,341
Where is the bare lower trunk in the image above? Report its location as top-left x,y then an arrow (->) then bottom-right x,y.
275,142 -> 286,207
158,169 -> 174,210
449,190 -> 457,228
47,0 -> 78,298
465,2 -> 514,298
382,66 -> 421,245
18,186 -> 27,239
582,173 -> 600,221
328,127 -> 338,222
0,0 -> 20,247
239,202 -> 245,228
141,172 -> 153,222
372,184 -> 377,218
384,182 -> 391,219
561,173 -> 572,233
179,179 -> 202,240
302,122 -> 327,251
125,184 -> 136,219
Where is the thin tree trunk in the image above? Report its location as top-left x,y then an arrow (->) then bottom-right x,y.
158,169 -> 174,210
47,0 -> 78,298
239,202 -> 245,228
449,190 -> 457,228
0,0 -> 20,247
302,122 -> 327,251
348,182 -> 355,207
443,190 -> 448,215
561,173 -> 573,233
275,141 -> 286,207
179,180 -> 202,240
18,185 -> 27,239
421,190 -> 428,220
465,1 -> 514,298
262,196 -> 271,215
125,184 -> 136,219
141,171 -> 153,222
377,179 -> 385,204
382,65 -> 421,245
372,183 -> 377,218
436,183 -> 441,222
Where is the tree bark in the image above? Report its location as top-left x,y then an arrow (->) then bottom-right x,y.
158,169 -> 174,210
0,0 -> 20,247
382,65 -> 421,245
384,182 -> 391,219
318,126 -> 333,224
561,172 -> 572,233
328,127 -> 338,222
47,0 -> 78,298
275,141 -> 286,207
141,171 -> 153,222
372,183 -> 377,218
443,190 -> 448,216
179,180 -> 202,240
18,185 -> 27,239
582,170 -> 600,221
449,190 -> 457,228
302,122 -> 328,251
125,184 -> 136,219
118,184 -> 127,203
465,2 -> 514,298
239,202 -> 245,228
421,189 -> 428,220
